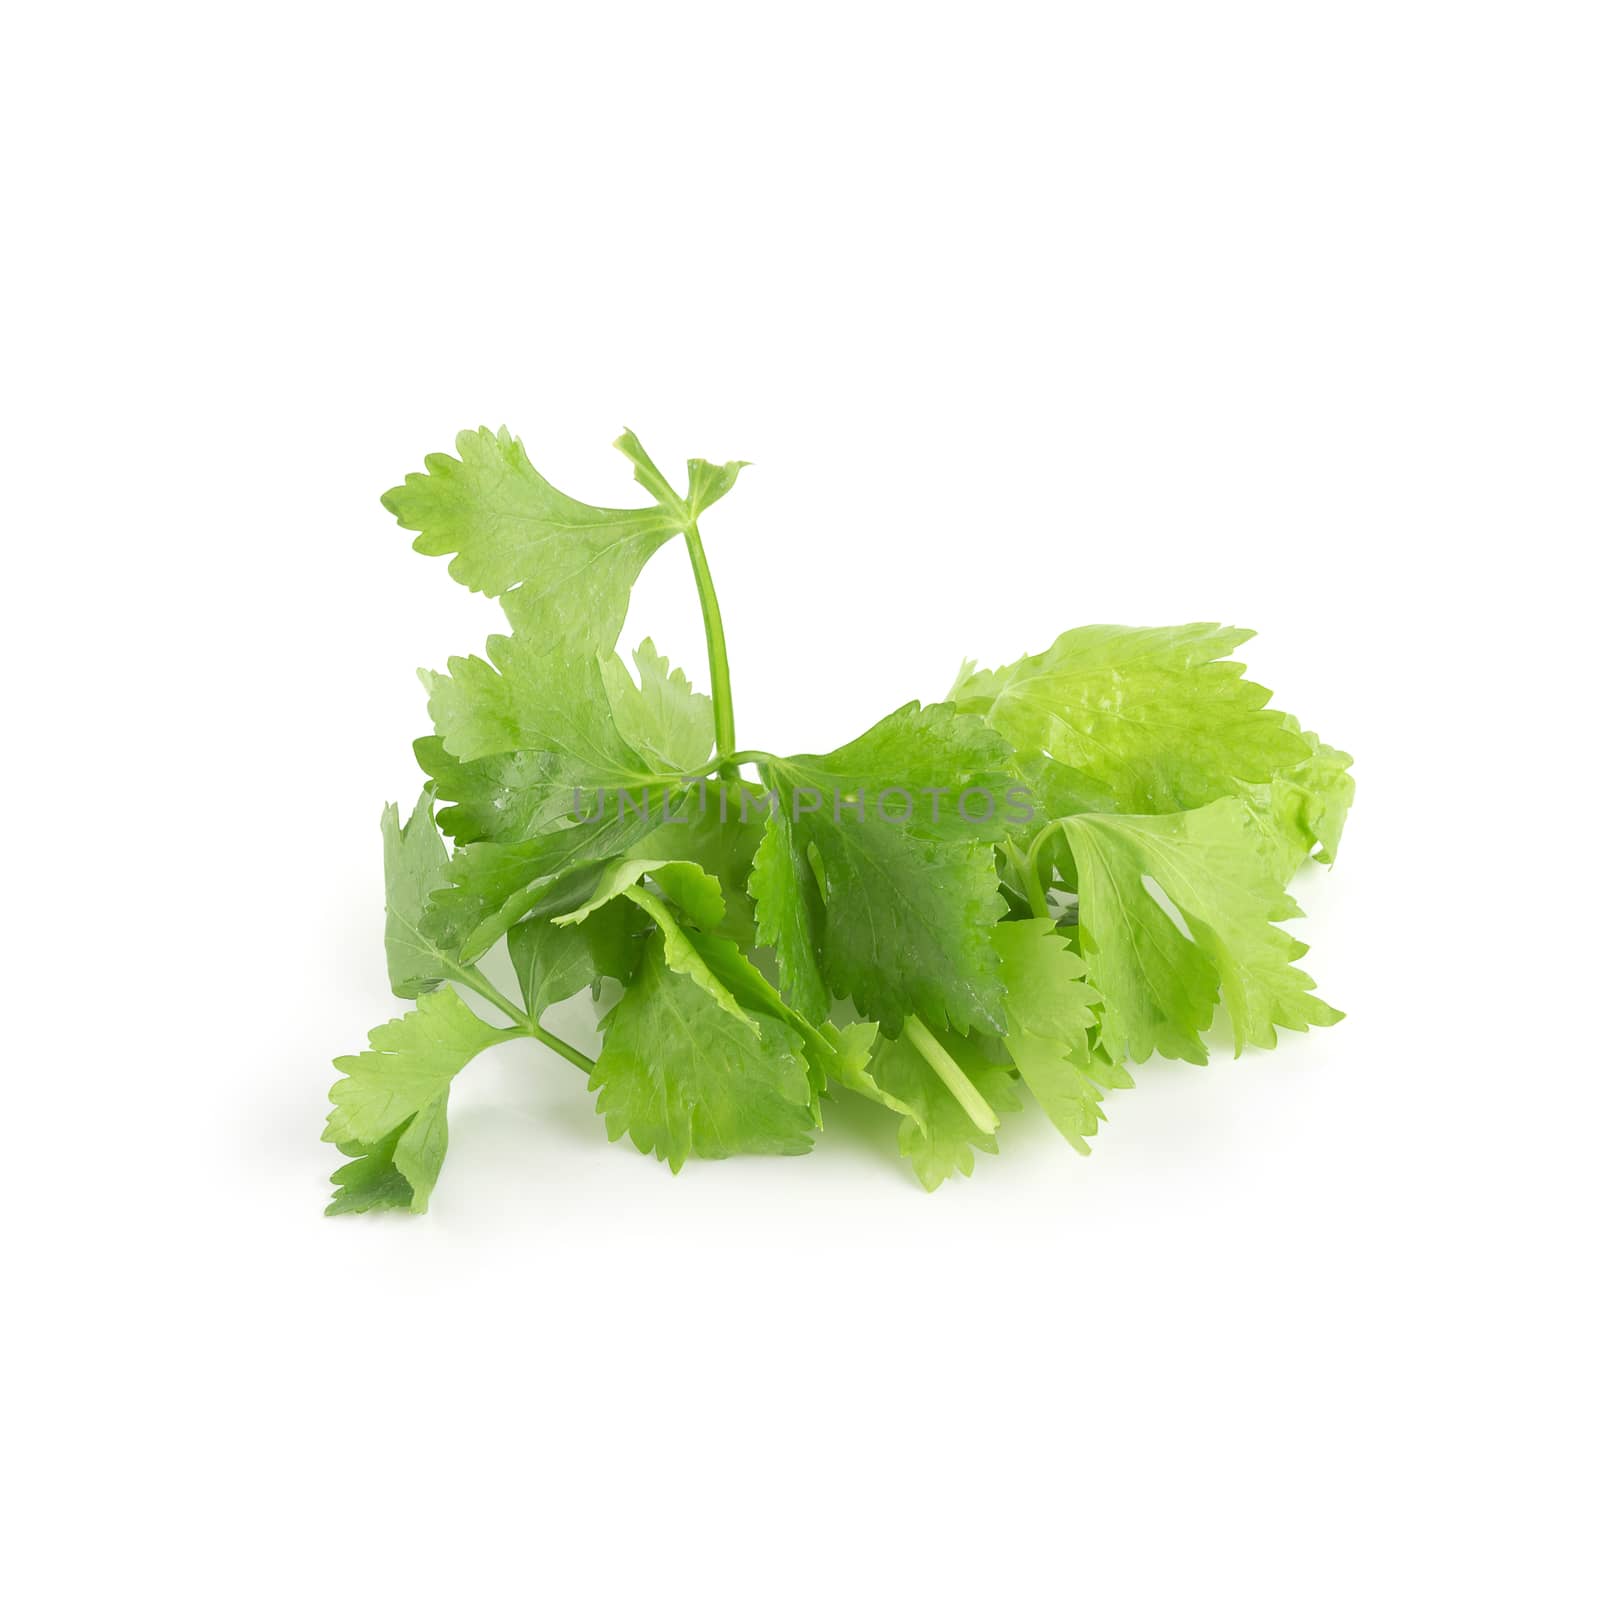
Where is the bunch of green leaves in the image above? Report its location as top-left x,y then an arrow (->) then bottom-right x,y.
324,428 -> 1353,1212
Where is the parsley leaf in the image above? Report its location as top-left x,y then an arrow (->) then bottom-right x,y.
748,804 -> 830,1022
951,624 -> 1311,813
381,788 -> 453,998
325,1124 -> 417,1216
871,1028 -> 1024,1191
1064,798 -> 1343,1064
426,789 -> 688,962
592,938 -> 816,1170
1235,718 -> 1356,881
600,638 -> 714,773
507,898 -> 646,1018
383,426 -> 681,651
992,919 -> 1127,1154
637,782 -> 764,945
752,702 -> 1014,1033
324,988 -> 510,1213
413,737 -> 580,845
325,987 -> 508,1147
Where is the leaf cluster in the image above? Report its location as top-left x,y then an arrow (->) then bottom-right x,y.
325,428 -> 1353,1210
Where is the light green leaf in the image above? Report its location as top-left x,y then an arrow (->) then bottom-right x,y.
324,1083 -> 462,1216
424,787 -> 688,962
554,857 -> 727,933
325,987 -> 507,1148
324,988 -> 509,1214
749,806 -> 830,1022
1235,719 -> 1355,880
637,782 -> 764,945
952,624 -> 1311,813
326,1123 -> 413,1215
992,919 -> 1118,1154
388,428 -> 740,775
328,1096 -> 454,1215
389,1096 -> 452,1212
752,702 -> 1013,1033
1064,798 -> 1343,1065
600,638 -> 715,773
817,1020 -> 915,1124
414,736 -> 596,845
782,700 -> 1015,839
506,899 -> 647,1018
591,939 -> 815,1170
871,1030 -> 1022,1191
686,456 -> 748,517
805,817 -> 1005,1035
614,428 -> 748,522
381,788 -> 453,998
421,634 -> 656,770
619,886 -> 747,1019
381,425 -> 681,650
670,923 -> 870,1115
555,856 -> 758,1022
674,922 -> 798,1018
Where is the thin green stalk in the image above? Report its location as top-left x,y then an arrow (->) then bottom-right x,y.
676,749 -> 777,784
1024,821 -> 1062,882
903,1015 -> 999,1134
451,963 -> 532,1025
682,519 -> 739,782
453,965 -> 596,1074
519,1021 -> 598,1075
1005,840 -> 1050,920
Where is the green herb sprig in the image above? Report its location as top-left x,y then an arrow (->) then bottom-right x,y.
325,428 -> 1353,1210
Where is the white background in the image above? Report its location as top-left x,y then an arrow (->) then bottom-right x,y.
7,4 -> 1596,1595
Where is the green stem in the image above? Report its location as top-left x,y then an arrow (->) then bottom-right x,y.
520,1020 -> 598,1075
1005,840 -> 1050,920
676,749 -> 776,784
1024,822 -> 1061,881
453,965 -> 596,1074
451,964 -> 531,1025
903,1015 -> 999,1134
682,520 -> 739,782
